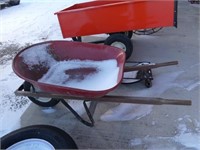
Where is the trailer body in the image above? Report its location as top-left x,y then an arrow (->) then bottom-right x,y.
55,0 -> 177,38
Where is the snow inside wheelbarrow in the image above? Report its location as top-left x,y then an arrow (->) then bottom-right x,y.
13,41 -> 125,98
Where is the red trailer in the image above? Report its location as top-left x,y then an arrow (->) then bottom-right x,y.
55,0 -> 177,59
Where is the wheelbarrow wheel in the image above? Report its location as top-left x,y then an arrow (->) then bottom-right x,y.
0,125 -> 78,149
145,79 -> 152,88
23,81 -> 60,107
104,33 -> 133,60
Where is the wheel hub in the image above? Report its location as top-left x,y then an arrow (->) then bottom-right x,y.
30,86 -> 52,103
111,42 -> 126,52
7,138 -> 55,150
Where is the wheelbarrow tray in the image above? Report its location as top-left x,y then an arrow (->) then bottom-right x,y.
55,0 -> 177,38
13,41 -> 125,98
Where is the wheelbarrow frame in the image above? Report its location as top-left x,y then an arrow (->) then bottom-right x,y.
14,61 -> 192,127
12,41 -> 191,127
15,77 -> 191,127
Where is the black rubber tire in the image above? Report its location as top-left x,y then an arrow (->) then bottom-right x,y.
109,31 -> 133,39
0,125 -> 78,149
23,81 -> 60,107
123,31 -> 133,39
145,79 -> 152,88
9,0 -> 20,6
104,34 -> 133,60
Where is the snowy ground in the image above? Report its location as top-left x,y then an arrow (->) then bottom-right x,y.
0,0 -> 89,137
0,0 -> 200,149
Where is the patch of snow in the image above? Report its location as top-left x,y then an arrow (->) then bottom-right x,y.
100,104 -> 153,122
38,59 -> 119,91
178,118 -> 183,121
19,43 -> 57,69
174,132 -> 200,149
0,0 -> 90,45
186,81 -> 200,91
129,136 -> 177,150
0,61 -> 31,137
177,123 -> 188,134
174,120 -> 200,149
130,138 -> 142,146
41,107 -> 56,114
194,119 -> 200,131
129,129 -> 200,150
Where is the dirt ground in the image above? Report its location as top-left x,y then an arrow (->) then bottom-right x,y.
5,1 -> 200,149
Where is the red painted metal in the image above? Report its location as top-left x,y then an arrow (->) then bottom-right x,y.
12,41 -> 125,98
55,0 -> 176,38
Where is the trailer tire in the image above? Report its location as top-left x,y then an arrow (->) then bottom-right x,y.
105,34 -> 133,60
0,125 -> 78,149
123,31 -> 133,39
109,31 -> 133,39
23,81 -> 60,107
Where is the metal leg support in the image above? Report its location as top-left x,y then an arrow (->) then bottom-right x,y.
61,99 -> 95,127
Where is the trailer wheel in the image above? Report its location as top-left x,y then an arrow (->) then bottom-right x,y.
123,31 -> 133,39
109,31 -> 133,39
0,125 -> 78,149
105,34 -> 133,59
23,81 -> 60,107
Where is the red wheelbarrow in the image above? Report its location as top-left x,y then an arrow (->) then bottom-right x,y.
13,40 -> 125,98
55,0 -> 178,59
13,41 -> 191,126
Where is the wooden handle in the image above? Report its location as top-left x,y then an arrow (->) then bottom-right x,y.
124,61 -> 178,72
15,88 -> 191,106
